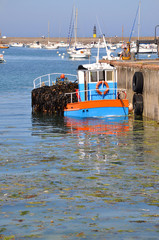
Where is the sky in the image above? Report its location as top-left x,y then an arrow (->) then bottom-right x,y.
0,0 -> 159,38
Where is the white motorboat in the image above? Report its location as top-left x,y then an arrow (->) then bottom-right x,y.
29,42 -> 42,49
57,41 -> 69,48
10,42 -> 24,47
69,48 -> 91,58
43,42 -> 59,50
131,44 -> 157,54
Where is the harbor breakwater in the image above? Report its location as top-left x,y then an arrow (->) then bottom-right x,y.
100,59 -> 159,121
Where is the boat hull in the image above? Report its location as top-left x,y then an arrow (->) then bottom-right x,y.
64,99 -> 129,118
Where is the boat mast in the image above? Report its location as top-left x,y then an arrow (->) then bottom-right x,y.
48,21 -> 50,43
138,1 -> 141,40
74,8 -> 78,45
129,2 -> 140,42
122,25 -> 123,47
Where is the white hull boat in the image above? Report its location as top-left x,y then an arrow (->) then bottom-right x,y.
43,43 -> 59,50
29,42 -> 42,49
68,48 -> 91,58
10,42 -> 24,47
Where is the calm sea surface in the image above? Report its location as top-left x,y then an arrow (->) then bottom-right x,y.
0,47 -> 159,240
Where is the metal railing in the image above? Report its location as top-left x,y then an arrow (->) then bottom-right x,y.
33,73 -> 77,89
65,88 -> 127,103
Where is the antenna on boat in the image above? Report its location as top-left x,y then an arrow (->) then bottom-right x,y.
102,34 -> 112,60
96,39 -> 100,63
96,15 -> 112,60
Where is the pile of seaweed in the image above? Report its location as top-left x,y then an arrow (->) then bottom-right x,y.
32,82 -> 78,115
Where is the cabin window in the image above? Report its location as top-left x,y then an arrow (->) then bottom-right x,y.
99,71 -> 105,81
90,71 -> 97,82
107,71 -> 113,81
89,70 -> 114,82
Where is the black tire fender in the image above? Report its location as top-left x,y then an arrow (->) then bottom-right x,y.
133,93 -> 143,115
132,72 -> 144,93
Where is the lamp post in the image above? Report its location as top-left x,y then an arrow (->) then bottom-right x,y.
155,25 -> 159,56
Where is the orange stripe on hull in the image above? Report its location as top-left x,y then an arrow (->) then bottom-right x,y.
65,99 -> 129,111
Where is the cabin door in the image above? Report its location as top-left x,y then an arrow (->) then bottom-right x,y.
84,71 -> 89,101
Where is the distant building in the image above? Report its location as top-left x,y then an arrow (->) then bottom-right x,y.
93,25 -> 96,38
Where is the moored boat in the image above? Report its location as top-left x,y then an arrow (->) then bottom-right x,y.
64,61 -> 129,118
67,7 -> 91,59
68,47 -> 91,58
0,53 -> 5,63
42,42 -> 59,50
32,45 -> 130,118
29,42 -> 42,49
0,44 -> 9,49
10,42 -> 24,47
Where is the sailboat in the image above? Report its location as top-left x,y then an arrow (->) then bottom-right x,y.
67,8 -> 91,58
43,21 -> 59,50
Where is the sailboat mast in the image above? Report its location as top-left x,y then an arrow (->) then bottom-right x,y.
138,1 -> 141,40
122,25 -> 123,47
48,21 -> 50,43
74,8 -> 78,45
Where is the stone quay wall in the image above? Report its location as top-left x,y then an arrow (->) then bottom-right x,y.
100,59 -> 159,121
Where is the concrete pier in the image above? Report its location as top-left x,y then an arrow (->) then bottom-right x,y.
100,59 -> 159,121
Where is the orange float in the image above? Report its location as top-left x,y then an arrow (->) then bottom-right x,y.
96,81 -> 109,95
60,74 -> 65,79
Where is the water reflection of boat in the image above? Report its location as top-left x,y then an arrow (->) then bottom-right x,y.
31,114 -> 129,136
65,116 -> 129,135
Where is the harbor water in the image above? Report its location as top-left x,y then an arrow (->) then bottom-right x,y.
0,47 -> 159,240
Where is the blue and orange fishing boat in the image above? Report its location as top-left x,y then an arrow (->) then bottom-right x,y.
33,45 -> 131,118
64,60 -> 130,118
